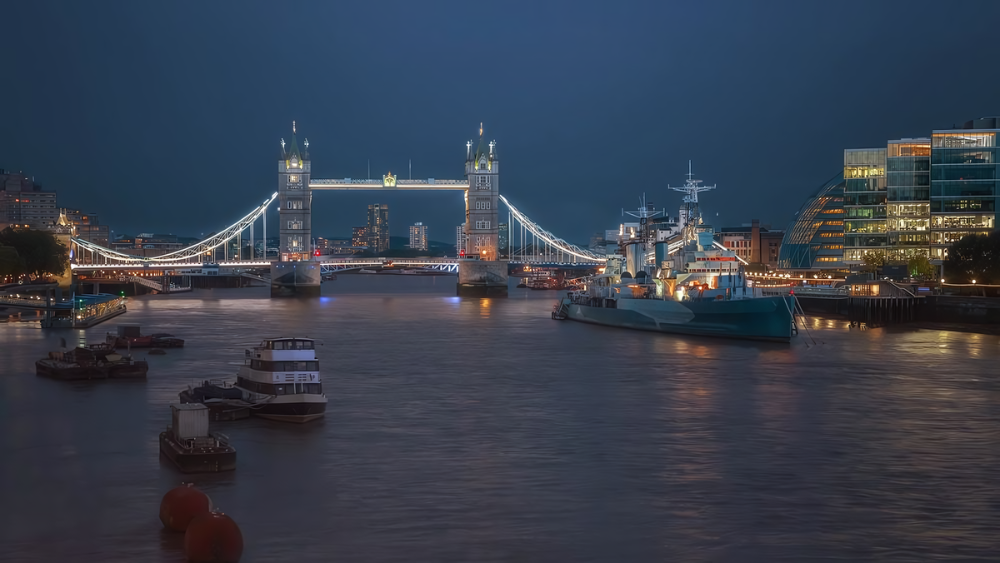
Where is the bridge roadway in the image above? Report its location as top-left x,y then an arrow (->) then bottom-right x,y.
309,178 -> 469,191
70,257 -> 603,274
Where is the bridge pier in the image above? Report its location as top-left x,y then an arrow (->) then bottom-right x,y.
269,261 -> 321,298
457,260 -> 508,297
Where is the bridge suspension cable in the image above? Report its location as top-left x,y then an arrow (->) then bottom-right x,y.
72,192 -> 278,264
498,194 -> 604,263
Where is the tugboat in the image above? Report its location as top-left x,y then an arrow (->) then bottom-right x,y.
35,345 -> 148,380
159,403 -> 236,473
183,338 -> 327,423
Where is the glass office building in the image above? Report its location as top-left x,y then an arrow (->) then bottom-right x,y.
930,118 -> 999,261
843,148 -> 887,264
886,139 -> 931,261
777,173 -> 846,271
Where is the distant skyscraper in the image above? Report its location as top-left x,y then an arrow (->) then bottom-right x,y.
408,222 -> 428,251
352,226 -> 369,248
588,231 -> 605,252
367,203 -> 390,252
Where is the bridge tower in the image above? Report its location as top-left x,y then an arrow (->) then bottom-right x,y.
459,124 -> 508,296
271,121 -> 321,297
465,124 -> 499,259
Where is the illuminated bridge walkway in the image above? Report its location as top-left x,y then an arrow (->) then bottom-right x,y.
69,194 -> 603,273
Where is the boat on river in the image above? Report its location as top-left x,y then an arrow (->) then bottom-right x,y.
553,167 -> 795,342
159,403 -> 236,473
182,338 -> 327,423
35,344 -> 148,380
106,324 -> 184,349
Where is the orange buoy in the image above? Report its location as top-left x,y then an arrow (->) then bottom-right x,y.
184,511 -> 244,563
159,483 -> 212,533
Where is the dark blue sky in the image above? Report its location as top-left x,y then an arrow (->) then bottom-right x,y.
3,1 -> 999,243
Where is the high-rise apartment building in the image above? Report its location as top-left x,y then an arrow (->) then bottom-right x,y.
843,148 -> 887,265
930,118 -> 999,261
0,170 -> 59,231
408,222 -> 428,251
351,226 -> 368,248
367,203 -> 390,253
886,139 -> 931,261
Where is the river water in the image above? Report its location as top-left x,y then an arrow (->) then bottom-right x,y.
1,275 -> 998,562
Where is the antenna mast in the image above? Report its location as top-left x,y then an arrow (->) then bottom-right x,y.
668,161 -> 716,241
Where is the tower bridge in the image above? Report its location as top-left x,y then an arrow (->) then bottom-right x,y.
67,123 -> 604,297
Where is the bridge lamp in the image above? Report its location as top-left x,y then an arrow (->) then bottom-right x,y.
972,279 -> 976,284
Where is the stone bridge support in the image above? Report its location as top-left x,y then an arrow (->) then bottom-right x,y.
457,260 -> 508,297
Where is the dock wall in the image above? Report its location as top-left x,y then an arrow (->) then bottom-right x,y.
919,296 -> 1000,324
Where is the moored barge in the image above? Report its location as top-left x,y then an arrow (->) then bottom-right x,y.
107,324 -> 184,349
35,345 -> 148,380
159,403 -> 236,473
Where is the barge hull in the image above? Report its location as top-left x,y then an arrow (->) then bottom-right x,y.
159,432 -> 236,473
251,401 -> 327,423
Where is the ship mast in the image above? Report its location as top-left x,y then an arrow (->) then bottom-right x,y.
621,194 -> 663,275
668,160 -> 716,242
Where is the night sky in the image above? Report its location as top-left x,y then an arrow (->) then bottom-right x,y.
3,1 -> 999,244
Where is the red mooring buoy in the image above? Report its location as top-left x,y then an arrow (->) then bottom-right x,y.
184,511 -> 244,563
159,483 -> 212,533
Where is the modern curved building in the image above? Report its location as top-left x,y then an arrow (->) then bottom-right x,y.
777,173 -> 847,272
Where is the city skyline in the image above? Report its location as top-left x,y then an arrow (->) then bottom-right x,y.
2,2 -> 999,242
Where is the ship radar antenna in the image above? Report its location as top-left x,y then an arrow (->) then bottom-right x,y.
669,161 -> 717,242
